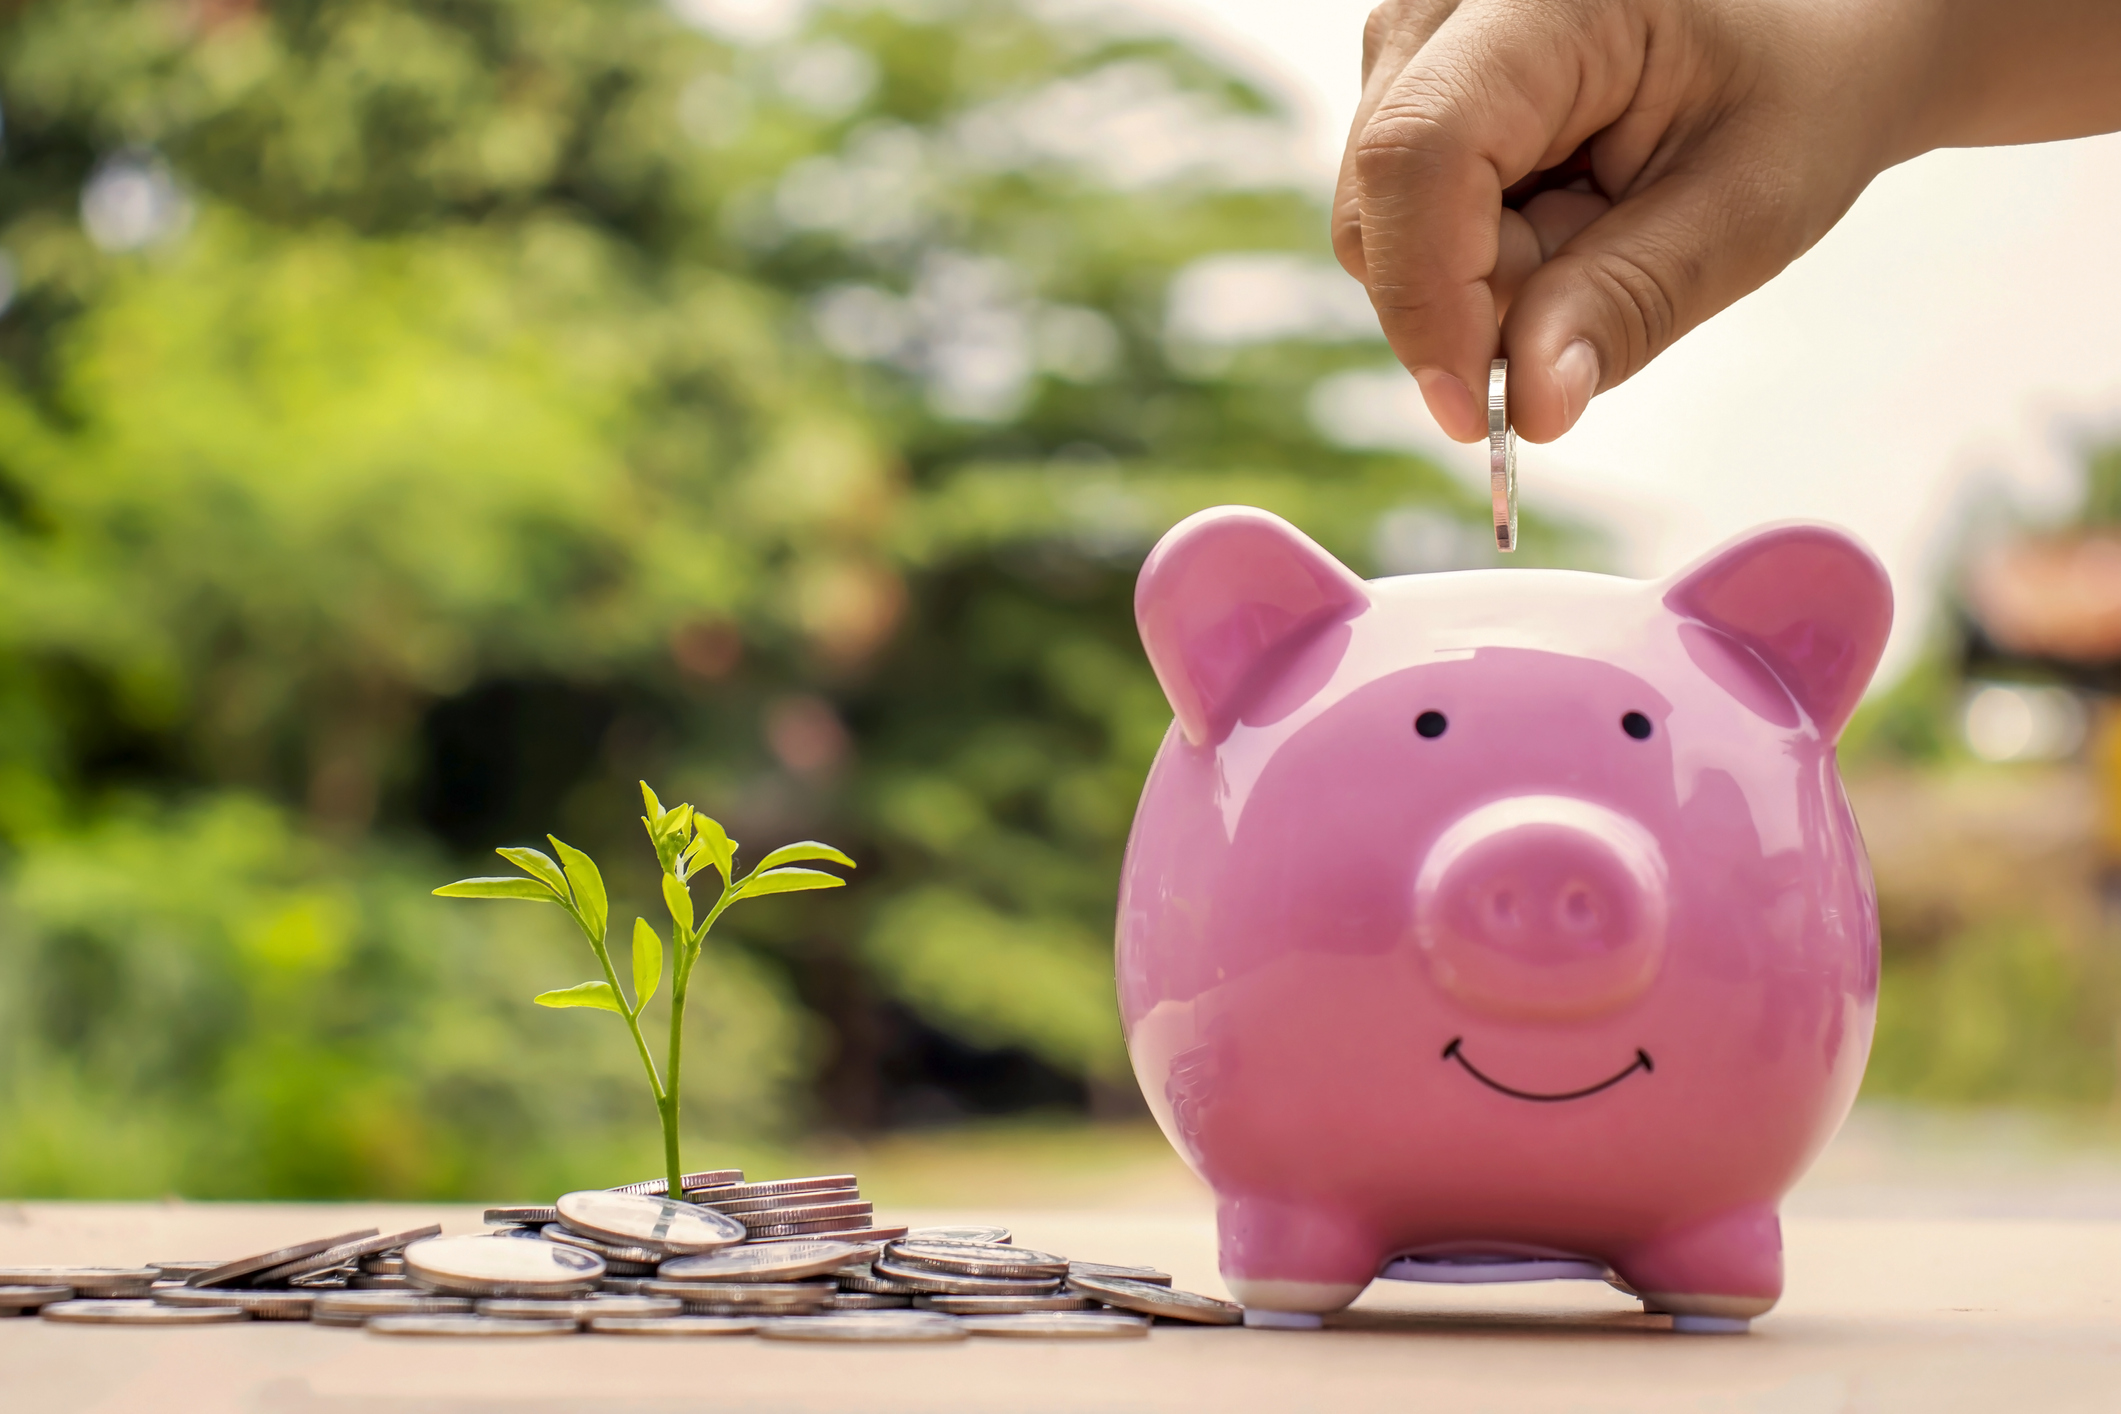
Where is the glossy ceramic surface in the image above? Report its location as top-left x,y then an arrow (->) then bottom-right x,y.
1117,508 -> 1893,1320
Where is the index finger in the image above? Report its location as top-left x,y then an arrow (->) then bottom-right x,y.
1333,1 -> 1461,284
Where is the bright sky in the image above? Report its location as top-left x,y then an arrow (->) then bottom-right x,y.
1124,0 -> 2121,679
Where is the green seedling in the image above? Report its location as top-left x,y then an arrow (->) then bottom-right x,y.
434,782 -> 854,1197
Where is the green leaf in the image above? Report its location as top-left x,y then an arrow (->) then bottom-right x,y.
747,841 -> 856,876
662,871 -> 695,934
677,835 -> 707,877
734,867 -> 848,900
631,918 -> 662,1012
495,846 -> 571,901
693,815 -> 736,884
434,876 -> 559,902
651,804 -> 694,874
532,981 -> 624,1013
548,836 -> 609,943
639,780 -> 666,824
647,818 -> 681,874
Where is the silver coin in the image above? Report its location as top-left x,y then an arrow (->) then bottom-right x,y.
255,1225 -> 442,1287
657,1240 -> 858,1283
289,1266 -> 355,1289
312,1291 -> 474,1327
0,1285 -> 73,1310
824,1292 -> 913,1310
738,1200 -> 871,1229
702,1188 -> 860,1216
554,1191 -> 745,1255
0,1267 -> 156,1298
44,1299 -> 246,1326
680,1299 -> 829,1316
484,1207 -> 557,1226
835,1271 -> 925,1296
743,1214 -> 874,1240
1489,356 -> 1517,552
759,1312 -> 966,1343
368,1314 -> 576,1337
682,1174 -> 855,1203
477,1294 -> 682,1322
870,1260 -> 1059,1296
597,1277 -> 651,1295
541,1224 -> 664,1266
155,1288 -> 315,1320
905,1226 -> 1010,1245
359,1254 -> 406,1275
1068,1261 -> 1173,1287
349,1273 -> 413,1290
402,1234 -> 604,1297
885,1241 -> 1069,1279
752,1224 -> 905,1244
919,1293 -> 1094,1314
607,1169 -> 744,1198
642,1279 -> 834,1300
188,1229 -> 378,1289
1065,1272 -> 1241,1325
960,1313 -> 1150,1339
590,1314 -> 763,1336
679,1295 -> 832,1313
149,1259 -> 225,1279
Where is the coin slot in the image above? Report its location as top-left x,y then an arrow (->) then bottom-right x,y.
1621,711 -> 1652,740
1415,711 -> 1448,739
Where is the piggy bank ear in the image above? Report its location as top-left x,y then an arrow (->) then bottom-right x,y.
1135,506 -> 1368,746
1663,523 -> 1893,740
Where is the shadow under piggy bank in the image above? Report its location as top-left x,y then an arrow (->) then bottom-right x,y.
1117,507 -> 1893,1335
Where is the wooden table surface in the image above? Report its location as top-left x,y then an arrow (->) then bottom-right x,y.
4,1189 -> 2119,1413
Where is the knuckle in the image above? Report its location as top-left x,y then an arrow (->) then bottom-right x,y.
1354,111 -> 1454,184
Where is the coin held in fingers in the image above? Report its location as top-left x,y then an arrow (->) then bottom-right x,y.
1490,357 -> 1517,553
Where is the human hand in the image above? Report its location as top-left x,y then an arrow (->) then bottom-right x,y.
1335,0 -> 1950,443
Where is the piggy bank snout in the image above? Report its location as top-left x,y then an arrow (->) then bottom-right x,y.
1413,797 -> 1669,1020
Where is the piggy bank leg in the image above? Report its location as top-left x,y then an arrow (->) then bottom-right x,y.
1613,1204 -> 1782,1334
1216,1195 -> 1373,1327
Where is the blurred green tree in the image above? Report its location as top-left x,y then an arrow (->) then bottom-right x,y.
0,0 -> 1514,1195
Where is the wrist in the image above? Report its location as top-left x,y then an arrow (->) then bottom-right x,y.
1808,0 -> 1963,166
1902,0 -> 2121,150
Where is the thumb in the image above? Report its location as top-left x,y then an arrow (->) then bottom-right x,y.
1501,149 -> 1812,442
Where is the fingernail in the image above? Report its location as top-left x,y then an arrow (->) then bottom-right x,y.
1413,369 -> 1481,442
1554,339 -> 1599,431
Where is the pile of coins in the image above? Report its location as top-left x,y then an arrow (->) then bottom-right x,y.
2,1169 -> 1244,1341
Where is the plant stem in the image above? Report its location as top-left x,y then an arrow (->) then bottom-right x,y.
664,940 -> 692,1198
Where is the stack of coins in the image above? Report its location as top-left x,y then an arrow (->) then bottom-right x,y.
685,1174 -> 903,1245
23,1166 -> 1247,1339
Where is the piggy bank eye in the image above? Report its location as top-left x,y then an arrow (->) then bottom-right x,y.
1621,711 -> 1653,740
1414,711 -> 1448,739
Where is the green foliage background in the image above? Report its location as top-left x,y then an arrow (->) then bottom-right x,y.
0,0 -> 1541,1197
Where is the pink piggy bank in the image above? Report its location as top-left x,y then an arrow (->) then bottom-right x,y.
1119,508 -> 1892,1333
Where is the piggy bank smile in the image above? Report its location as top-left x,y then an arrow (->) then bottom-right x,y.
1439,1036 -> 1653,1102
1117,507 -> 1891,1334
